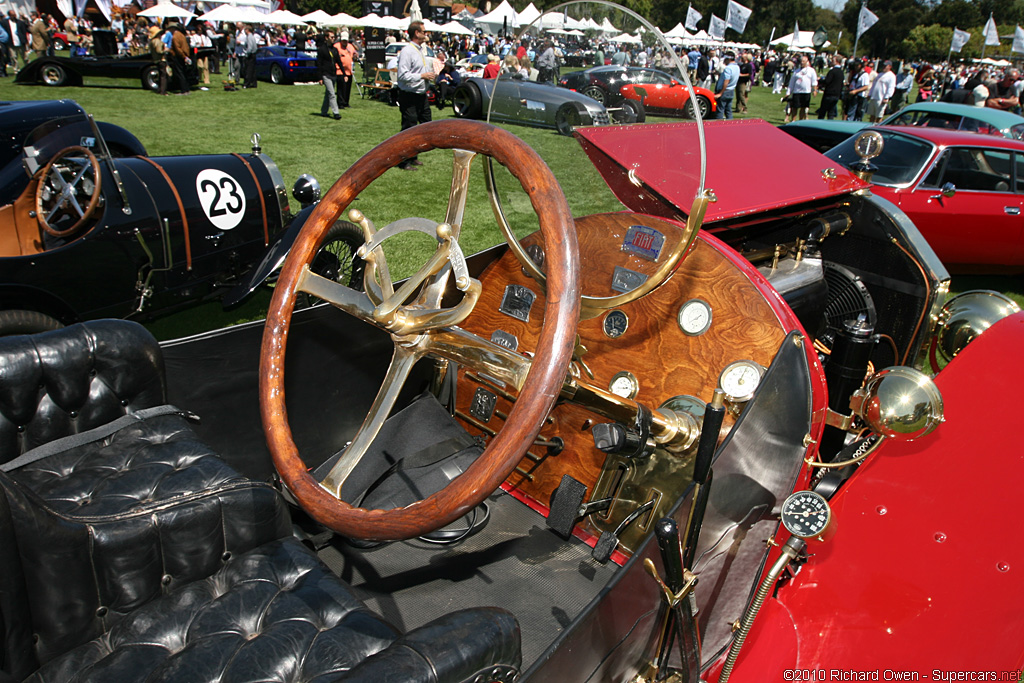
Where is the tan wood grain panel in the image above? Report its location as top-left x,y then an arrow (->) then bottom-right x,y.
456,212 -> 790,512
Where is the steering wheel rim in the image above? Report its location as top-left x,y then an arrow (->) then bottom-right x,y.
260,119 -> 579,541
36,145 -> 102,238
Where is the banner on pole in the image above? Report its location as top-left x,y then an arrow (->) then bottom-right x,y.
984,14 -> 1000,46
950,28 -> 971,53
709,14 -> 726,40
725,0 -> 752,34
857,5 -> 879,39
685,4 -> 702,32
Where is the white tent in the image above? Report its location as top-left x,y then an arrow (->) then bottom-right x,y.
610,32 -> 640,44
770,30 -> 829,49
565,28 -> 585,36
263,9 -> 308,25
197,0 -> 271,8
301,9 -> 334,24
516,2 -> 540,26
138,2 -> 194,20
663,22 -> 691,39
438,20 -> 475,35
198,4 -> 266,23
324,12 -> 361,26
599,17 -> 617,34
475,0 -> 519,33
358,13 -> 389,28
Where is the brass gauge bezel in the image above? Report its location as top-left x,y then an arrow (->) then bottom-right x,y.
717,360 -> 766,404
677,298 -> 712,336
608,371 -> 639,399
780,490 -> 836,542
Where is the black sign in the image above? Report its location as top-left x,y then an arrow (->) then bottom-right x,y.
365,25 -> 386,66
363,0 -> 392,16
429,5 -> 451,23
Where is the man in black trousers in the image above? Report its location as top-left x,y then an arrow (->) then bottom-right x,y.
394,20 -> 435,171
817,53 -> 845,119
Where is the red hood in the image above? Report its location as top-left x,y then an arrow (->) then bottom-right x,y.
576,119 -> 869,224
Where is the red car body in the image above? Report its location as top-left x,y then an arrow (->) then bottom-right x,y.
826,125 -> 1024,273
576,118 -> 1024,679
619,78 -> 717,118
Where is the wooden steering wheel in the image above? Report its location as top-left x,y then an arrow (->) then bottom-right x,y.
36,146 -> 103,238
260,119 -> 580,541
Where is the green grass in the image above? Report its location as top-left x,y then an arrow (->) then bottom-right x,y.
1,72 -> 1020,337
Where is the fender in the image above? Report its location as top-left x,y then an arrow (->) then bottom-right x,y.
711,311 -> 1024,679
94,121 -> 147,158
221,203 -> 318,308
0,283 -> 79,325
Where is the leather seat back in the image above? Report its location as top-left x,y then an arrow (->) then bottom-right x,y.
0,320 -> 166,464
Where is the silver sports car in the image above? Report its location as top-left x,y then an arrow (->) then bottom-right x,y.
452,75 -> 639,135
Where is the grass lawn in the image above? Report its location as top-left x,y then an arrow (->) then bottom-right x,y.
0,69 -> 1019,337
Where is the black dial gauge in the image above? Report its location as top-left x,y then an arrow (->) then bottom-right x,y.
780,490 -> 835,541
603,310 -> 629,339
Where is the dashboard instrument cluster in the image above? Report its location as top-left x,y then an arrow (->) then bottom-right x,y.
455,212 -> 796,558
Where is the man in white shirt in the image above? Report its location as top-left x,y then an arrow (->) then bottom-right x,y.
786,54 -> 818,121
396,20 -> 435,171
866,60 -> 896,122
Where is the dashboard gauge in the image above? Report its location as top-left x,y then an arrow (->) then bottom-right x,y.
609,371 -> 639,399
677,299 -> 712,336
718,360 -> 766,403
603,310 -> 629,339
781,490 -> 835,541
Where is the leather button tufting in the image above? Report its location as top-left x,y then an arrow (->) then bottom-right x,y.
69,411 -> 78,418
222,551 -> 232,562
95,606 -> 107,618
161,574 -> 172,586
79,498 -> 91,507
121,399 -> 129,406
16,425 -> 24,432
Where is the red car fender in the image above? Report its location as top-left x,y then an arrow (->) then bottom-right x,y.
707,311 -> 1024,680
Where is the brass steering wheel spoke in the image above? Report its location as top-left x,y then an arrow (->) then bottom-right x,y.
319,344 -> 423,497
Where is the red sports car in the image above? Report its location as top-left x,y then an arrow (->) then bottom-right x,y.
826,125 -> 1024,272
618,73 -> 717,118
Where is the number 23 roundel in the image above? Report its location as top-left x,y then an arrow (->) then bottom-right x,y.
196,169 -> 247,231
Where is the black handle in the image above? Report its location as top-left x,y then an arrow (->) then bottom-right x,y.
655,517 -> 686,594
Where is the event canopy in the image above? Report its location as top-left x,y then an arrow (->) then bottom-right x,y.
516,2 -> 540,26
263,9 -> 306,24
300,9 -> 334,24
663,22 -> 691,39
323,12 -> 361,26
475,0 -> 519,32
438,20 -> 475,35
770,30 -> 829,49
198,4 -> 266,23
137,1 -> 194,20
599,17 -> 617,34
610,31 -> 640,44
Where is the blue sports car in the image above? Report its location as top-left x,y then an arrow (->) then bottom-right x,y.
255,46 -> 318,84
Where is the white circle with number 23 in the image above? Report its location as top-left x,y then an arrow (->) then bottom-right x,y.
196,169 -> 246,230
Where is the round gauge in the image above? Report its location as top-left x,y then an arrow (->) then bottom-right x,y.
853,130 -> 884,161
718,360 -> 766,403
603,310 -> 629,339
780,490 -> 835,541
677,299 -> 712,336
609,371 -> 639,399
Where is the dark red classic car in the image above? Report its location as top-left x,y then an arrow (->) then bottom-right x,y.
826,125 -> 1024,273
0,6 -> 1021,683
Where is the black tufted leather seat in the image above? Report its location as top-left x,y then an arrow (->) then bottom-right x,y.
0,322 -> 522,683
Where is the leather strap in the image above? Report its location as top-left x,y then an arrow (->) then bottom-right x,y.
1,405 -> 197,472
135,156 -> 193,269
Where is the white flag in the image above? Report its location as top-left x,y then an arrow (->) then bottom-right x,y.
791,19 -> 800,47
709,14 -> 726,40
984,14 -> 1000,46
1013,25 -> 1024,54
725,0 -> 752,35
950,28 -> 971,53
857,5 -> 879,39
685,4 -> 702,32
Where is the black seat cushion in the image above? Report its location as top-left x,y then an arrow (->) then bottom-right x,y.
0,321 -> 166,465
24,537 -> 520,683
7,413 -> 245,516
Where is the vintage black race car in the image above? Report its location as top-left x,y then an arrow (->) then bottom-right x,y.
0,103 -> 361,334
0,99 -> 147,206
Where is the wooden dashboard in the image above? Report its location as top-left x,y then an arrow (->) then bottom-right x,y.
454,212 -> 793,554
